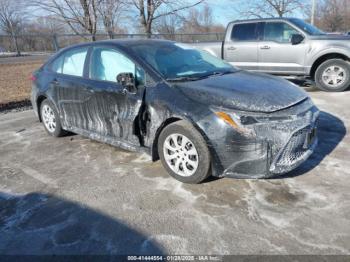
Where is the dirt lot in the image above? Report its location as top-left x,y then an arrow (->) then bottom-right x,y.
0,88 -> 349,255
0,56 -> 47,105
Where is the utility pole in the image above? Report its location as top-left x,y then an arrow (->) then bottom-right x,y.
311,0 -> 316,25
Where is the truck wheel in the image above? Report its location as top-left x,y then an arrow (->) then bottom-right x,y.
158,120 -> 211,184
315,59 -> 350,92
40,99 -> 66,137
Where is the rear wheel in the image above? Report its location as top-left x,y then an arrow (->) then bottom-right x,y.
158,120 -> 211,184
40,99 -> 66,137
315,59 -> 350,92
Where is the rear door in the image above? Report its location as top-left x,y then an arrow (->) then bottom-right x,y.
50,46 -> 91,130
83,45 -> 146,146
258,21 -> 307,75
223,22 -> 260,71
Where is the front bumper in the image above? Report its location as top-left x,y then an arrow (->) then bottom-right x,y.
200,100 -> 319,179
222,124 -> 318,178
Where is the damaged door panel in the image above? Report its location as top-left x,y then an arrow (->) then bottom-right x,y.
31,39 -> 319,184
81,79 -> 144,147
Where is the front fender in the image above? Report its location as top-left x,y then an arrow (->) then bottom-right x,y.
308,46 -> 350,67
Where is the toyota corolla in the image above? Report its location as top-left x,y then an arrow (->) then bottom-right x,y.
31,40 -> 319,183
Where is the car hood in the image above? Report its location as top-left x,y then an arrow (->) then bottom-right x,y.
175,71 -> 309,113
309,34 -> 350,40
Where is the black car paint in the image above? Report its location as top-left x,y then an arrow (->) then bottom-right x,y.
176,71 -> 308,113
31,39 -> 319,178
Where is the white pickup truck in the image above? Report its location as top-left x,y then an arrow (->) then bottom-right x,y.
191,18 -> 350,92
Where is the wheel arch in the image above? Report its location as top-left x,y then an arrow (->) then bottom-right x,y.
151,116 -> 224,177
151,116 -> 214,160
310,53 -> 350,80
151,117 -> 183,161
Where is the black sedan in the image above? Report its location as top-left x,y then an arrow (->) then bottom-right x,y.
31,40 -> 319,183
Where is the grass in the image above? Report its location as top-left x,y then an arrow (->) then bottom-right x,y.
0,61 -> 43,105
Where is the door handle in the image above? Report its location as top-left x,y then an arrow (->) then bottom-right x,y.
227,46 -> 236,51
260,45 -> 271,50
51,79 -> 59,85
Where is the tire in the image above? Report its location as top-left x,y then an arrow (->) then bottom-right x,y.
158,120 -> 211,184
40,99 -> 66,137
315,59 -> 350,92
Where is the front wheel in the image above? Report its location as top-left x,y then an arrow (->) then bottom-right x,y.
315,59 -> 350,92
158,120 -> 211,184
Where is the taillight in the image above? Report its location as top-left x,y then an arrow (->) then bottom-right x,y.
30,75 -> 37,81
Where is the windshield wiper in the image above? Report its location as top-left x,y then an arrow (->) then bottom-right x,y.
198,70 -> 235,79
166,71 -> 236,82
165,76 -> 200,82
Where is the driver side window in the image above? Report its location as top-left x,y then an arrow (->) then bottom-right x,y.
90,47 -> 144,84
264,22 -> 299,43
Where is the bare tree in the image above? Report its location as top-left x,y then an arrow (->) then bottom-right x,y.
236,0 -> 307,18
154,14 -> 182,38
35,15 -> 67,34
0,0 -> 26,55
129,0 -> 205,36
97,0 -> 125,39
322,0 -> 344,32
314,0 -> 349,32
181,4 -> 223,33
32,0 -> 99,41
201,4 -> 213,32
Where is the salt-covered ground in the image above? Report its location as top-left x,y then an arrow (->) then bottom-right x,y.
0,90 -> 349,255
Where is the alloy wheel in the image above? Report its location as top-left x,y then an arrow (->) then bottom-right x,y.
163,133 -> 199,177
321,65 -> 347,89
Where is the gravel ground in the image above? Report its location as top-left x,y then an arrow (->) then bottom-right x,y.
0,89 -> 349,255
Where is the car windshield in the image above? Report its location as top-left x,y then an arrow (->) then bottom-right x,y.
130,42 -> 236,80
289,18 -> 325,35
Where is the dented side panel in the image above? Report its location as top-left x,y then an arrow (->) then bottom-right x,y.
57,76 -> 143,147
31,40 -> 320,179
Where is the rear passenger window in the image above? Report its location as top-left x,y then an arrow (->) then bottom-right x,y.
62,48 -> 88,77
50,48 -> 88,76
51,55 -> 64,73
231,23 -> 258,41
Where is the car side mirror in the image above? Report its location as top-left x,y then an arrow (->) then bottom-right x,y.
291,34 -> 304,45
116,72 -> 136,93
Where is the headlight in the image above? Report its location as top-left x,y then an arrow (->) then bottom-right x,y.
214,111 -> 240,129
214,111 -> 255,136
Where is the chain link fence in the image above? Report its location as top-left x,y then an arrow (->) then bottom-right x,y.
0,33 -> 225,55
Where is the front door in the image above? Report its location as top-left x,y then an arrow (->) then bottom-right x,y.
258,21 -> 307,75
223,22 -> 260,71
83,46 -> 146,147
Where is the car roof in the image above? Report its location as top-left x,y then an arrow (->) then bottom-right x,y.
60,39 -> 175,52
231,17 -> 296,24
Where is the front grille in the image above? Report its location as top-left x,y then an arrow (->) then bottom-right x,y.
275,127 -> 310,167
269,123 -> 318,174
243,103 -> 319,175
